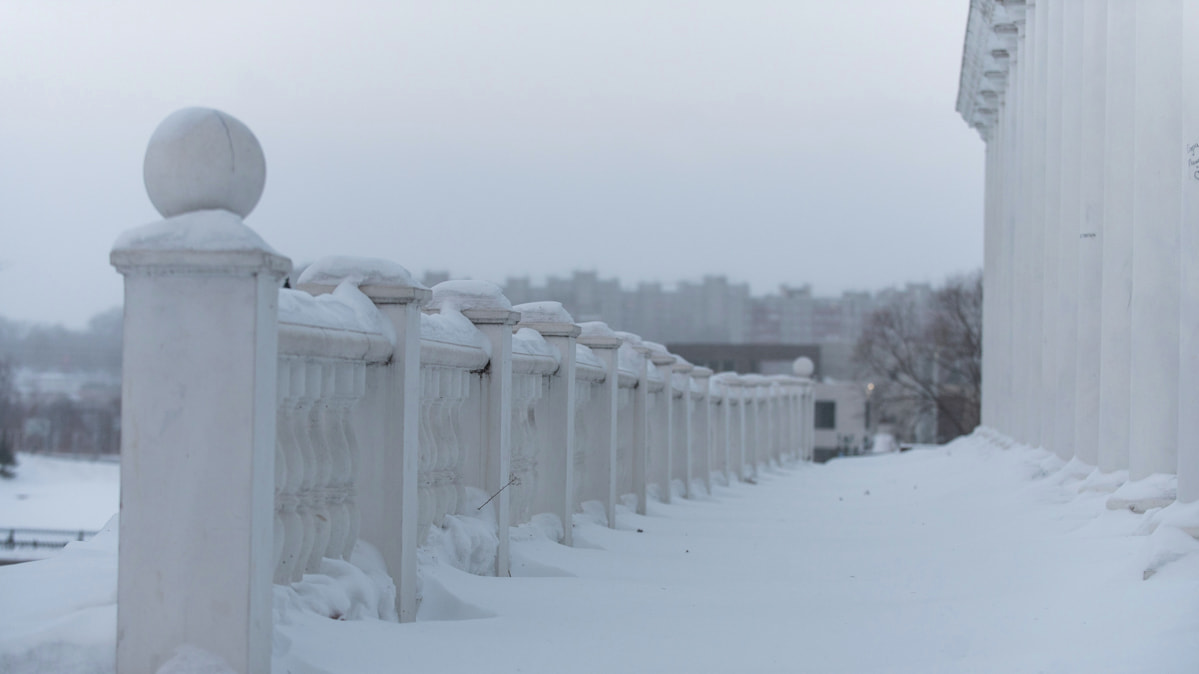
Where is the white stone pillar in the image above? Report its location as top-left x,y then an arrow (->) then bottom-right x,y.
1040,0 -> 1063,456
299,258 -> 429,622
515,303 -> 580,543
1127,0 -> 1182,486
1022,2 -> 1046,448
692,367 -> 713,494
981,132 -> 1000,429
731,377 -> 749,479
793,357 -> 814,461
649,350 -> 675,502
1180,0 -> 1199,505
111,108 -> 288,674
997,36 -> 1016,436
672,360 -> 694,498
1054,0 -> 1084,462
578,323 -> 622,527
632,343 -> 652,515
1098,0 -> 1135,474
1074,0 -> 1107,467
431,282 -> 519,576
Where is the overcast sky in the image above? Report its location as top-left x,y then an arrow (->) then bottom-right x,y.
0,0 -> 983,328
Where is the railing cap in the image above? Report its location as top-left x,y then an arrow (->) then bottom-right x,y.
111,209 -> 291,276
613,330 -> 644,346
578,321 -> 622,349
297,255 -> 431,305
691,366 -> 714,378
429,280 -> 520,324
641,340 -> 677,366
514,301 -> 581,337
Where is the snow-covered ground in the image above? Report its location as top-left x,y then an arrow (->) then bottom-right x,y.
0,453 -> 119,563
0,454 -> 119,532
2,432 -> 1198,673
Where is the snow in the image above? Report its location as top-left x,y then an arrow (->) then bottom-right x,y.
871,432 -> 898,454
1107,472 -> 1179,512
512,328 -> 558,362
0,453 -> 118,532
427,280 -> 512,313
296,256 -> 423,291
512,301 -> 574,325
3,431 -> 1199,673
574,343 -> 604,371
616,340 -> 643,375
420,309 -> 491,357
111,209 -> 279,254
279,281 -> 396,345
577,320 -> 617,339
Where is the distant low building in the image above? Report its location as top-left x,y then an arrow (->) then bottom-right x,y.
812,381 -> 869,463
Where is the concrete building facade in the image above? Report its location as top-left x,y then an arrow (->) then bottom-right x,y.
957,0 -> 1199,511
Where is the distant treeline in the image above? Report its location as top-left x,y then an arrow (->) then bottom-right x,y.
0,307 -> 123,374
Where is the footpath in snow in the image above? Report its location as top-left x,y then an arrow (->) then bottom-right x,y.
2,432 -> 1198,673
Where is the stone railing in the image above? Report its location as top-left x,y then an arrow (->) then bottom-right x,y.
109,107 -> 816,673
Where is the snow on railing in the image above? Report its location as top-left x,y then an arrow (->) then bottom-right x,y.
109,107 -> 817,674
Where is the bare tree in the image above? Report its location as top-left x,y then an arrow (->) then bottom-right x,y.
854,272 -> 982,444
0,358 -> 17,477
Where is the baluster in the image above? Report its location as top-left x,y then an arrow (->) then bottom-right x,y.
273,363 -> 290,584
422,364 -> 441,537
304,362 -> 332,575
291,361 -> 317,582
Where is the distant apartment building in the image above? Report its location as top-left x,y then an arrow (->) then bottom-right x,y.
420,268 -> 933,377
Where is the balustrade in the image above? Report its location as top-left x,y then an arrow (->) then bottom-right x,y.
110,107 -> 816,673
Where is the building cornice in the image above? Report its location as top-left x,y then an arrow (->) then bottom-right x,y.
956,0 -> 1027,141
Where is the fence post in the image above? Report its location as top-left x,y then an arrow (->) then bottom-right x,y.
733,377 -> 750,480
297,256 -> 430,622
579,322 -> 622,528
110,108 -> 288,674
672,360 -> 694,498
630,340 -> 652,515
644,344 -> 675,502
793,357 -> 815,461
430,281 -> 519,577
691,367 -> 713,494
516,303 -> 580,545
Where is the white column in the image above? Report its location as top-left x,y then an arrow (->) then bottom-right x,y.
1098,0 -> 1135,474
111,108 -> 287,674
1073,0 -> 1107,467
981,132 -> 999,429
431,284 -> 520,577
692,368 -> 713,494
672,361 -> 694,498
1001,26 -> 1023,438
515,304 -> 580,543
1180,0 -> 1199,504
1022,3 -> 1046,448
1055,0 -> 1084,462
1128,0 -> 1182,485
1040,0 -> 1063,456
579,325 -> 622,527
735,378 -> 749,478
303,261 -> 429,622
632,344 -> 652,514
650,352 -> 675,502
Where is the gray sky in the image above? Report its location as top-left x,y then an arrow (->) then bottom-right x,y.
1,0 -> 983,328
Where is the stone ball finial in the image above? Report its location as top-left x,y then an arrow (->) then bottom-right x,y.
792,356 -> 814,378
144,108 -> 266,219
